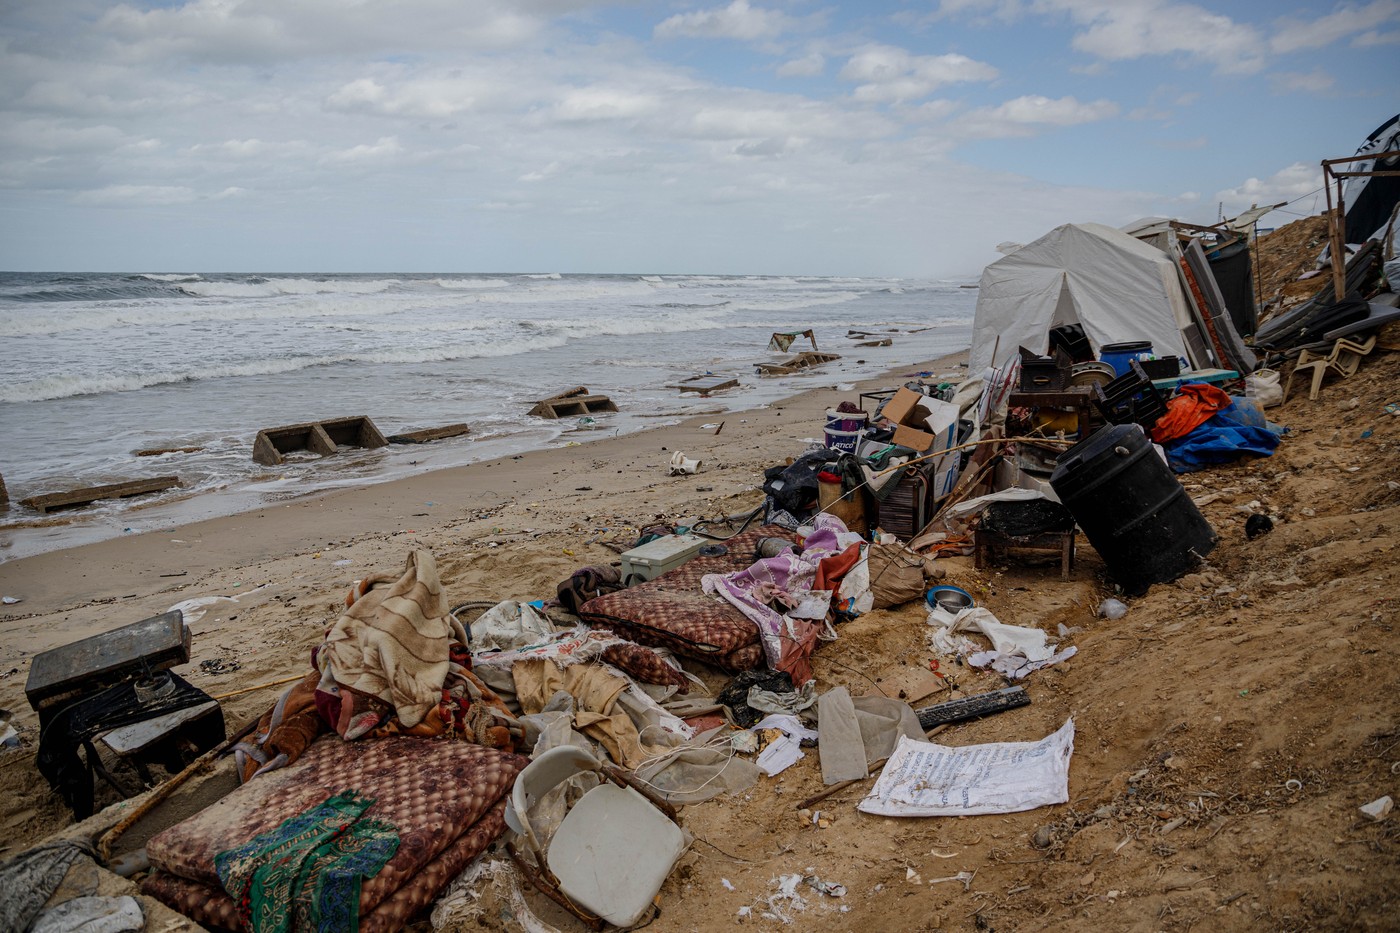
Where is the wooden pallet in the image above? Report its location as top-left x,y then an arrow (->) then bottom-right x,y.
667,375 -> 739,395
528,386 -> 619,418
21,476 -> 182,514
387,424 -> 472,444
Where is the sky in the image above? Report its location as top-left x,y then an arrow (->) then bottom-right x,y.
0,1 -> 1397,277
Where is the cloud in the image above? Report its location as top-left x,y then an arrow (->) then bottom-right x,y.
1048,0 -> 1267,74
1270,0 -> 1400,53
73,184 -> 198,205
654,1 -> 800,41
954,95 -> 1119,137
1215,161 -> 1322,216
1269,69 -> 1336,94
777,53 -> 825,78
96,0 -> 570,65
838,44 -> 998,103
553,87 -> 662,122
1352,27 -> 1400,44
321,136 -> 404,165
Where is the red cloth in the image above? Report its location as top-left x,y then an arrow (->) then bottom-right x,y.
1150,383 -> 1233,443
814,541 -> 863,593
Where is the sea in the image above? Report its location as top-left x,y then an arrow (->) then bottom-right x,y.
0,272 -> 976,560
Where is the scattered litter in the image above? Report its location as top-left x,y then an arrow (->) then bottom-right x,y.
1359,796 -> 1393,822
722,878 -> 736,891
1285,778 -> 1303,793
1,596 -> 20,605
930,607 -> 1077,679
1098,598 -> 1128,620
669,450 -> 702,475
803,874 -> 846,898
762,873 -> 809,924
927,871 -> 976,890
334,559 -> 353,566
752,714 -> 817,777
860,719 -> 1075,817
1057,623 -> 1084,637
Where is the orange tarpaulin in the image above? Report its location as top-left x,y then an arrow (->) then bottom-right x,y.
1150,383 -> 1233,444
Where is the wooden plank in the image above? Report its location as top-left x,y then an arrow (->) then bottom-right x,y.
21,476 -> 182,514
857,338 -> 892,347
134,446 -> 204,457
859,664 -> 947,706
388,423 -> 472,444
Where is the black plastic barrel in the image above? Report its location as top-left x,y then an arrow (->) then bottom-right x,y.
1050,423 -> 1216,596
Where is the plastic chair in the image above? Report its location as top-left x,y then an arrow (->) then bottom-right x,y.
1283,333 -> 1377,401
505,745 -> 687,929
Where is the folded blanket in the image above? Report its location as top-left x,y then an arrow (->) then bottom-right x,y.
318,550 -> 450,729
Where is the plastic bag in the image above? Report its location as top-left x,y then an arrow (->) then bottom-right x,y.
1246,369 -> 1283,408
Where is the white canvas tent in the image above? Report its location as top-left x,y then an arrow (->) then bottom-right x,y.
969,222 -> 1193,375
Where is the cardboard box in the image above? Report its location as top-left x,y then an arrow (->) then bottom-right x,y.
884,388 -> 959,455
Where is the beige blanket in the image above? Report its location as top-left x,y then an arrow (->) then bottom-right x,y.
318,550 -> 450,729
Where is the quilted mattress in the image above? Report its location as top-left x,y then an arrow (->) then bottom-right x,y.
142,736 -> 526,931
578,525 -> 799,672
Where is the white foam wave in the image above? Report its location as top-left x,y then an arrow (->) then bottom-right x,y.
139,273 -> 203,282
521,273 -> 562,280
430,278 -> 513,290
181,278 -> 402,298
730,291 -> 864,312
0,335 -> 578,403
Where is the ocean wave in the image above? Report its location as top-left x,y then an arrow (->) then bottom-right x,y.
0,335 -> 578,403
521,273 -> 562,279
430,278 -> 513,290
729,291 -> 864,312
138,273 -> 203,282
180,278 -> 403,298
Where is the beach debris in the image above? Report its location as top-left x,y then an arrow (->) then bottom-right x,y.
134,446 -> 204,456
669,451 -> 702,475
1245,514 -> 1274,539
752,714 -> 817,777
755,351 -> 841,376
860,719 -> 1074,817
1,596 -> 21,605
21,476 -> 182,514
387,423 -> 471,444
768,329 -> 818,352
762,874 -> 809,924
669,374 -> 739,395
252,416 -> 387,466
527,386 -> 618,419
1359,796 -> 1393,822
1098,598 -> 1129,620
927,871 -> 976,890
803,874 -> 846,898
912,686 -> 1030,731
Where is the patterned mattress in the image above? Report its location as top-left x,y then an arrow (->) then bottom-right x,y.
578,526 -> 799,672
142,736 -> 526,931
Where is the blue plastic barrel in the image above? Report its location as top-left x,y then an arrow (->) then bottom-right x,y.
1099,341 -> 1153,377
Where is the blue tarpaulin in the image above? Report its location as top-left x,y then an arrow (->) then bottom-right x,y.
1162,400 -> 1284,473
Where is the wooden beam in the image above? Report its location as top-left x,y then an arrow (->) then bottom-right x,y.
21,476 -> 181,514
